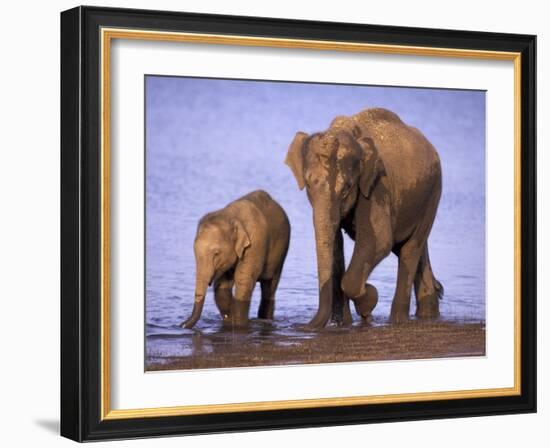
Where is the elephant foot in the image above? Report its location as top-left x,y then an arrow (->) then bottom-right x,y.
352,283 -> 378,319
330,308 -> 353,327
331,318 -> 352,327
305,322 -> 324,331
389,302 -> 410,324
229,300 -> 251,328
306,313 -> 330,330
415,293 -> 441,319
360,314 -> 374,325
389,312 -> 410,324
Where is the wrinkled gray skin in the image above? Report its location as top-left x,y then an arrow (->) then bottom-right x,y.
182,190 -> 290,329
285,108 -> 443,328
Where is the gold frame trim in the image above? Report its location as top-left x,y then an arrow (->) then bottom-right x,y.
100,28 -> 522,420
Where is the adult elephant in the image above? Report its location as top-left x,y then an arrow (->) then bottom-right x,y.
285,108 -> 443,327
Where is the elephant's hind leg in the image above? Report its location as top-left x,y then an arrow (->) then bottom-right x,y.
258,274 -> 279,320
414,244 -> 443,319
390,244 -> 423,323
390,189 -> 441,323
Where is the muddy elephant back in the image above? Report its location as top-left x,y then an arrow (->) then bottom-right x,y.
354,108 -> 404,125
354,108 -> 439,167
330,108 -> 405,139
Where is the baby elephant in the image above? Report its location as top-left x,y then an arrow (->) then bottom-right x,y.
182,190 -> 290,329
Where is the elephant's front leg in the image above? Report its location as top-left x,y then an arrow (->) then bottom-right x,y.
230,267 -> 257,328
214,274 -> 234,321
341,197 -> 391,319
331,229 -> 352,325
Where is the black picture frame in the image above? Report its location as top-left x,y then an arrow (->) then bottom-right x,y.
61,5 -> 536,442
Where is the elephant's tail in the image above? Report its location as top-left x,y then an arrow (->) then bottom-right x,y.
434,278 -> 444,301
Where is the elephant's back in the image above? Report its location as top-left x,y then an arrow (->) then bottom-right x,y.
354,107 -> 404,125
335,108 -> 438,162
233,190 -> 290,239
246,191 -> 289,237
235,190 -> 290,277
353,108 -> 441,182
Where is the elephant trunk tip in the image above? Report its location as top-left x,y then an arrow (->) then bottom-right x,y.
181,297 -> 205,329
181,316 -> 198,329
309,304 -> 334,329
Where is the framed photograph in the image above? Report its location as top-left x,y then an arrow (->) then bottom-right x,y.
60,6 -> 536,442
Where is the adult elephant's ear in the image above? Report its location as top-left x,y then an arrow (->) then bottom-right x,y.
284,132 -> 309,190
232,219 -> 251,259
358,137 -> 386,199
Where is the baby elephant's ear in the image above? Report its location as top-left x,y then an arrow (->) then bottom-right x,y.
232,219 -> 251,259
358,137 -> 385,199
284,132 -> 309,190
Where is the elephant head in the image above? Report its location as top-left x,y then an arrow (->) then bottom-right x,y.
182,215 -> 250,328
285,127 -> 385,327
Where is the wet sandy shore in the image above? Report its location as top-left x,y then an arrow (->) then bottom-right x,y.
146,320 -> 485,371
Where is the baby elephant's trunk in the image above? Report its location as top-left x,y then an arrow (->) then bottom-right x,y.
181,275 -> 209,328
181,297 -> 205,329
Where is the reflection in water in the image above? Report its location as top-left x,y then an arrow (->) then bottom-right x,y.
145,77 -> 486,368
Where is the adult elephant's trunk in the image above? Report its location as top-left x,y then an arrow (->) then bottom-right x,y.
308,203 -> 338,328
182,267 -> 212,329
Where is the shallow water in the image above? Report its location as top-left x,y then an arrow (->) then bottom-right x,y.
145,77 -> 486,367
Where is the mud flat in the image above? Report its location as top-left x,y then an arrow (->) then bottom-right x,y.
146,320 -> 485,371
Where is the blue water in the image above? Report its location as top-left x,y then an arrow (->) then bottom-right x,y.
145,76 -> 486,363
